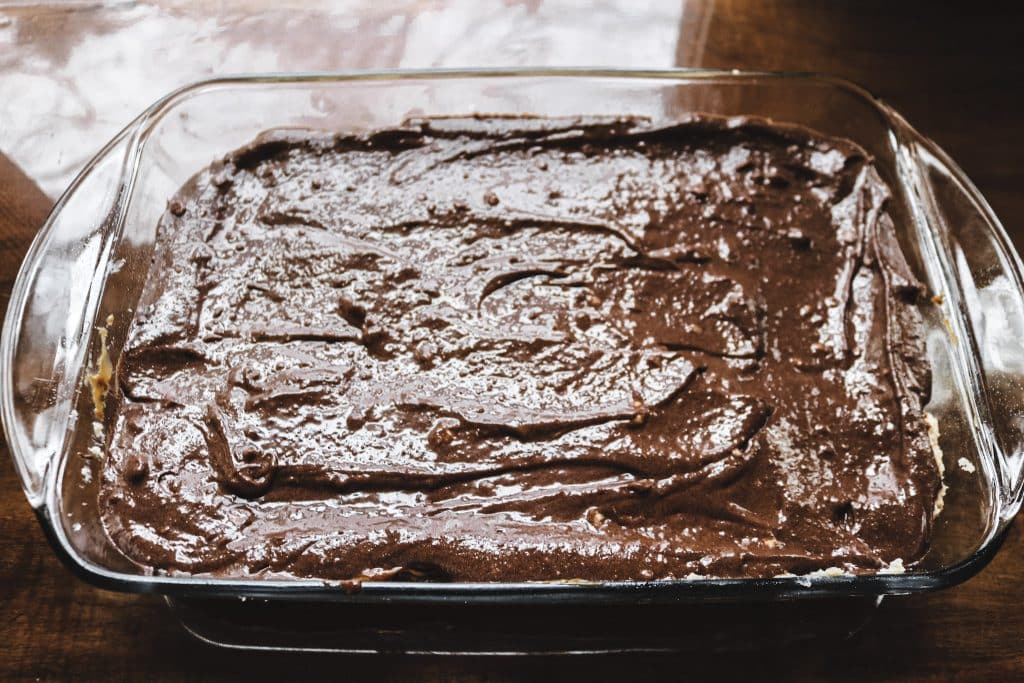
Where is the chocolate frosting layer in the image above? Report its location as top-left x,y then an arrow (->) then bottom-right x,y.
99,115 -> 940,580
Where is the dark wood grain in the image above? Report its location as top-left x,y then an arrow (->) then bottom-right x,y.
2,1 -> 1023,680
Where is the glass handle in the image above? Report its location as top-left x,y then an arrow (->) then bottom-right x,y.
893,109 -> 1024,524
1,128 -> 134,508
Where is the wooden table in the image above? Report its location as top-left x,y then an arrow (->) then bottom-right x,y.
2,2 -> 1022,680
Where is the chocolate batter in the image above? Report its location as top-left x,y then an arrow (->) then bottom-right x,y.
99,115 -> 940,581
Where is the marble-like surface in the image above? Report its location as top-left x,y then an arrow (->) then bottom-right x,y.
0,0 -> 699,198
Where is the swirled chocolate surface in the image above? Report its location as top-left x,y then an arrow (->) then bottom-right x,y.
99,115 -> 940,580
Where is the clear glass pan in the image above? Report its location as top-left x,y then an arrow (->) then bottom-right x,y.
4,69 -> 1024,612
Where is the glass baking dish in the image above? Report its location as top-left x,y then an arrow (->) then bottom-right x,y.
4,69 -> 1024,651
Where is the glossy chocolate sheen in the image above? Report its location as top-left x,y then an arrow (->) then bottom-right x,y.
99,115 -> 940,581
